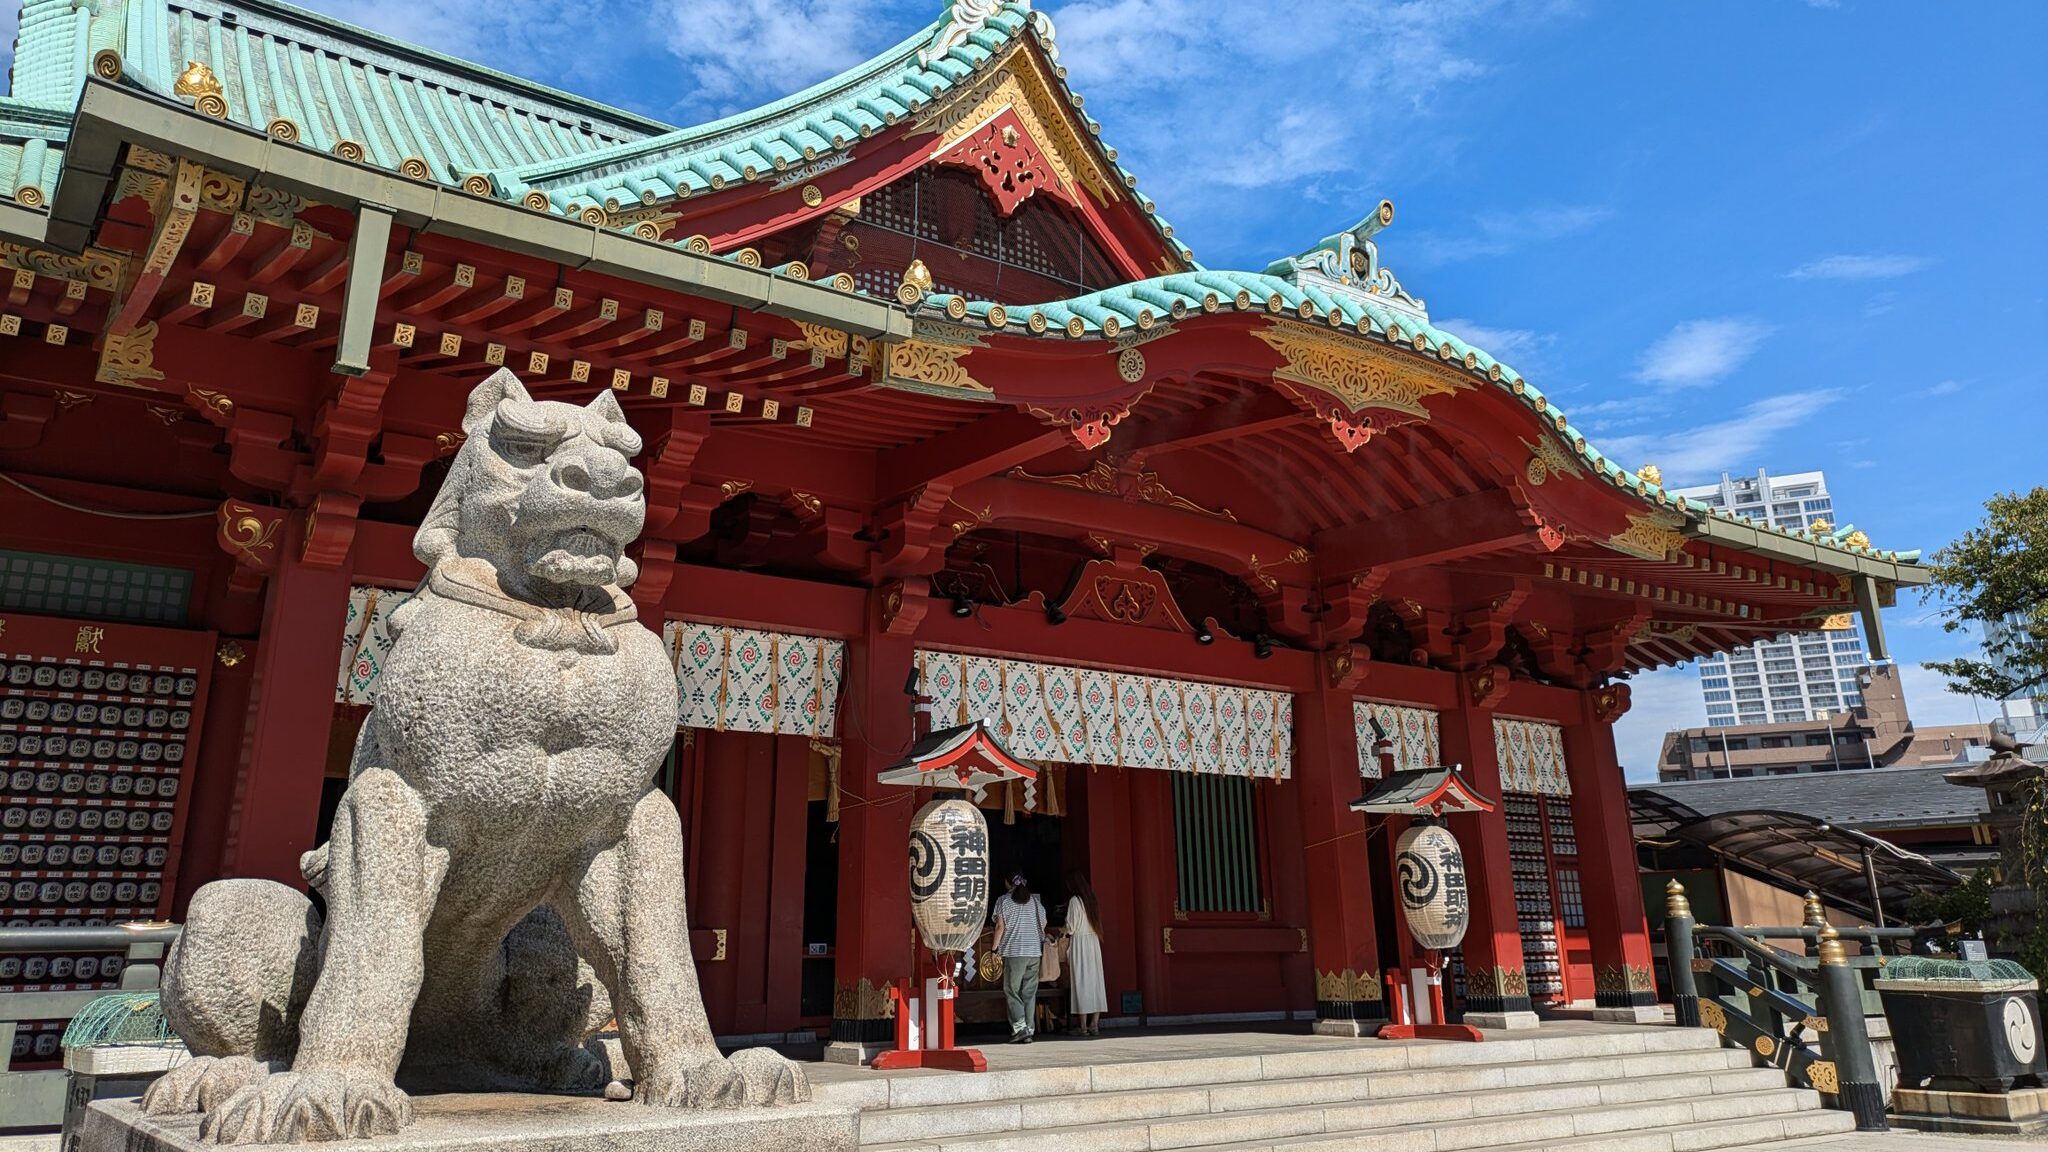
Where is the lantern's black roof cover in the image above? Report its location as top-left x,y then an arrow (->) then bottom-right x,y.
1349,766 -> 1496,815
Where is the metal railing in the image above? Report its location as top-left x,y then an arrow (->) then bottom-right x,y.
1663,881 -> 1892,1131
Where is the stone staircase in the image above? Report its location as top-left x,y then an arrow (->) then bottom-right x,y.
815,1026 -> 1855,1152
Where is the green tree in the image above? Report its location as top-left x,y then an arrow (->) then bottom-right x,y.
1925,487 -> 2048,700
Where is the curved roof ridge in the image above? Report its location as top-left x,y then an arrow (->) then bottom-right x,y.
911,221 -> 1922,573
496,13 -> 964,188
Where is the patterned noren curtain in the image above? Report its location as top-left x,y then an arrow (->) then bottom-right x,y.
915,649 -> 1293,779
666,622 -> 845,738
1493,716 -> 1571,796
1353,701 -> 1441,778
335,589 -> 847,739
337,586 -> 415,705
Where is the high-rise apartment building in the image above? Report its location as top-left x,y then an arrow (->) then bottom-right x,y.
1668,470 -> 1871,726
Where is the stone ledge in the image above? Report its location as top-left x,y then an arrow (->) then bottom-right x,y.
81,1094 -> 858,1152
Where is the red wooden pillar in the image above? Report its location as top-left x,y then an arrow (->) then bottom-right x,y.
1127,769 -> 1175,1017
1564,684 -> 1660,1020
824,591 -> 917,1064
171,640 -> 256,915
218,520 -> 353,887
1438,668 -> 1538,1028
1296,682 -> 1385,1034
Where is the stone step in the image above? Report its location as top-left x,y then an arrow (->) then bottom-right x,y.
822,1026 -> 1727,1114
860,1077 -> 1818,1152
854,1051 -> 1765,1146
1467,1106 -> 1858,1152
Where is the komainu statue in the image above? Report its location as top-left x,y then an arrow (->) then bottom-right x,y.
143,371 -> 806,1143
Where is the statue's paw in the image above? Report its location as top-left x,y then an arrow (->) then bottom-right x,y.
726,1047 -> 810,1105
199,1069 -> 411,1144
142,1056 -> 279,1116
633,1055 -> 746,1110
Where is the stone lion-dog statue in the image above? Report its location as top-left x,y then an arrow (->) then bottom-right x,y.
143,371 -> 806,1143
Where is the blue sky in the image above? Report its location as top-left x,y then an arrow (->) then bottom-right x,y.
7,0 -> 2041,774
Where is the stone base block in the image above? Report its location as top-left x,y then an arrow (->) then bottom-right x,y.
1311,1019 -> 1383,1038
81,1094 -> 858,1152
1590,1006 -> 1667,1025
1890,1086 -> 2048,1134
823,1039 -> 890,1067
1462,1011 -> 1541,1031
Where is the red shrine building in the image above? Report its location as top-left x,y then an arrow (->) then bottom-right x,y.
0,0 -> 1927,1061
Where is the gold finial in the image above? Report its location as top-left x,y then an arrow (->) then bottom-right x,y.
1817,925 -> 1847,967
1638,463 -> 1663,487
1803,891 -> 1826,928
1665,878 -> 1692,918
897,258 -> 934,306
1846,529 -> 1870,550
1809,517 -> 1833,535
173,61 -> 229,119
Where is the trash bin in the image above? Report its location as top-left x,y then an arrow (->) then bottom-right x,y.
1877,956 -> 2048,1093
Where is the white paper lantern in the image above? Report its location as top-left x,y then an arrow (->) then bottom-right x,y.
908,797 -> 991,953
1395,822 -> 1470,951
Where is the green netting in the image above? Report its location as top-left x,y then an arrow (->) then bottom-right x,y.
60,991 -> 178,1048
1880,956 -> 2035,983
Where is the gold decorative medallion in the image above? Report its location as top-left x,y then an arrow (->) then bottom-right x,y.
173,61 -> 228,118
1116,346 -> 1145,383
1522,435 -> 1584,486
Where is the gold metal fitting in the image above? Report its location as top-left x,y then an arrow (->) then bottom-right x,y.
1638,463 -> 1663,487
1817,925 -> 1847,967
1665,878 -> 1692,918
1803,891 -> 1827,928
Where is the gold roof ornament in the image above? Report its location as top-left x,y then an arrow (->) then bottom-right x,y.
173,61 -> 229,119
1846,529 -> 1871,549
897,258 -> 934,305
1637,463 -> 1663,487
1809,517 -> 1833,535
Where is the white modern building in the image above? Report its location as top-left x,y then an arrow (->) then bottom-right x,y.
1669,469 -> 1871,726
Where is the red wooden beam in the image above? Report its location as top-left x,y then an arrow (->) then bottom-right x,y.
1312,489 -> 1538,579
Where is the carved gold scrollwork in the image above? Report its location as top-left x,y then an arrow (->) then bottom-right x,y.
1605,513 -> 1688,561
882,339 -> 983,391
1699,1000 -> 1727,1034
1253,322 -> 1467,418
219,503 -> 280,561
831,977 -> 895,1021
97,321 -> 164,388
1315,969 -> 1384,1002
1806,1060 -> 1839,1093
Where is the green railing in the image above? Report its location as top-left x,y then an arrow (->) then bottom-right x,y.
1663,881 -> 1898,1131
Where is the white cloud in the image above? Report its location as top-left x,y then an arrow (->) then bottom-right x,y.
1786,254 -> 1932,281
1434,318 -> 1550,364
1633,318 -> 1771,387
1594,389 -> 1843,485
659,0 -> 892,115
1898,662 -> 2004,728
1616,665 -> 1708,782
1406,203 -> 1614,265
1923,379 -> 1965,397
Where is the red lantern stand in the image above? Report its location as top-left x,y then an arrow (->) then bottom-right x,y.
1348,750 -> 1496,1043
872,719 -> 1038,1072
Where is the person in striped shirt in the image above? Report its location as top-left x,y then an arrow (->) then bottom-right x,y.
991,872 -> 1048,1043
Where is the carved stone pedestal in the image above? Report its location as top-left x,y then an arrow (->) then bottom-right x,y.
82,1094 -> 859,1152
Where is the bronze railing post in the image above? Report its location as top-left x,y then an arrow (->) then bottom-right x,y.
1816,926 -> 1887,1130
1664,879 -> 1700,1028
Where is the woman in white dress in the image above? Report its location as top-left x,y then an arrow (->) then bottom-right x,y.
1065,872 -> 1107,1035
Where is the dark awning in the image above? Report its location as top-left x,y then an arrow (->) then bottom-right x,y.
1650,807 -> 1959,919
